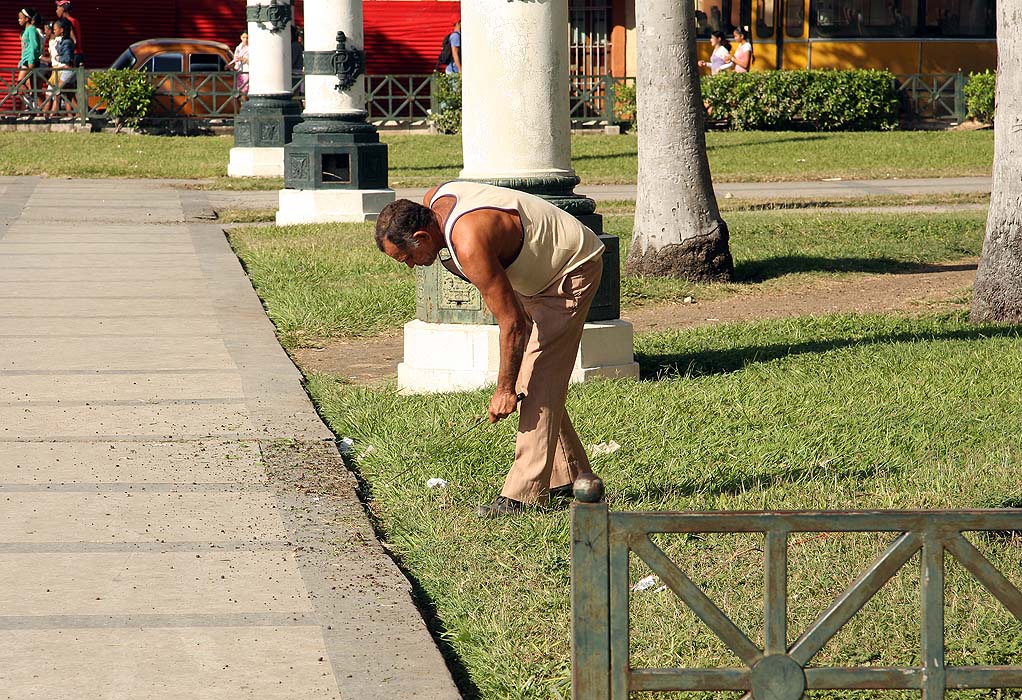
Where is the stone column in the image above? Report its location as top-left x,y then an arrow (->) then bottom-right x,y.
228,0 -> 301,178
276,0 -> 394,224
397,0 -> 638,394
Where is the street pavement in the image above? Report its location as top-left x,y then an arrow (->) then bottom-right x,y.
0,177 -> 461,700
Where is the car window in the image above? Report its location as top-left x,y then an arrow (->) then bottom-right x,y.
141,53 -> 184,73
111,49 -> 136,70
190,53 -> 227,72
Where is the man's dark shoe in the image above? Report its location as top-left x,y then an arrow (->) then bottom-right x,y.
476,496 -> 525,519
549,483 -> 575,501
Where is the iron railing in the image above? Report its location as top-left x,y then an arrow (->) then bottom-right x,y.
571,74 -> 633,124
896,72 -> 967,122
571,475 -> 1022,700
0,68 -> 439,127
0,68 -> 973,128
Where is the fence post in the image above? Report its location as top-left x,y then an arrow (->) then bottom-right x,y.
603,76 -> 617,124
76,67 -> 87,126
429,72 -> 439,122
572,474 -> 611,700
954,71 -> 967,123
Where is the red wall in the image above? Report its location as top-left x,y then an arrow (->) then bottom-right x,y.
0,0 -> 459,73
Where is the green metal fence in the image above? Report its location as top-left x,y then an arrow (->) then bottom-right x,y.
571,475 -> 1022,700
896,72 -> 967,122
0,68 -> 972,128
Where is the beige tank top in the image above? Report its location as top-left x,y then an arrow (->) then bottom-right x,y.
430,181 -> 605,297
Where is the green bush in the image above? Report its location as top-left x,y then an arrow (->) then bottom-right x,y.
613,82 -> 636,127
89,69 -> 155,131
965,70 -> 995,123
429,72 -> 462,135
701,69 -> 900,131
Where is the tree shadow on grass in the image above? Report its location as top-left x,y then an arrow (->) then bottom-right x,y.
734,255 -> 978,284
703,134 -> 829,151
637,324 -> 1022,380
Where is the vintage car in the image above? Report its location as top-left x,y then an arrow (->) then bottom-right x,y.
108,38 -> 238,118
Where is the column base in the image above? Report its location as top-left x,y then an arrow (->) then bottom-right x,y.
276,188 -> 396,224
396,319 -> 639,395
228,147 -> 285,178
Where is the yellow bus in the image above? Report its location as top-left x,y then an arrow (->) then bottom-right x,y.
694,0 -> 996,73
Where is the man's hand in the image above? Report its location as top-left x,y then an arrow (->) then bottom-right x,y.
488,387 -> 521,423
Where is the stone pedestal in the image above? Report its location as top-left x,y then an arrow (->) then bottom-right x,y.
228,2 -> 299,178
276,0 -> 394,223
397,320 -> 639,394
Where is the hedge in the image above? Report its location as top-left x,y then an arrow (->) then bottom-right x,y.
703,69 -> 899,130
616,69 -> 900,131
964,70 -> 995,124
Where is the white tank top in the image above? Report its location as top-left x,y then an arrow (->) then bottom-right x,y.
430,181 -> 605,296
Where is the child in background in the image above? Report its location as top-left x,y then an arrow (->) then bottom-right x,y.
43,18 -> 74,116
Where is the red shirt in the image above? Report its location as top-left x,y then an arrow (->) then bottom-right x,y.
67,14 -> 83,55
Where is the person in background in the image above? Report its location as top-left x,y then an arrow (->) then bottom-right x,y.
229,31 -> 250,97
54,1 -> 82,66
732,26 -> 754,72
445,20 -> 461,75
42,17 -> 73,115
17,8 -> 42,106
698,30 -> 733,74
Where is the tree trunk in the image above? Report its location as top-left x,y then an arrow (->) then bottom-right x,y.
970,4 -> 1022,323
625,0 -> 734,281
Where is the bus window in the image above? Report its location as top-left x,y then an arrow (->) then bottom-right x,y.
694,0 -> 742,37
923,0 -> 995,36
812,0 -> 919,37
757,0 -> 776,37
786,0 -> 805,35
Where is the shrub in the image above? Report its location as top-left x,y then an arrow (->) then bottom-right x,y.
428,72 -> 462,135
964,70 -> 995,124
701,69 -> 900,131
613,82 -> 636,128
89,69 -> 155,132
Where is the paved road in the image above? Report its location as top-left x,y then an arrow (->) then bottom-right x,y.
0,177 -> 460,700
198,176 -> 993,212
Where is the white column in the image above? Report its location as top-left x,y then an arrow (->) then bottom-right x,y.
228,0 -> 295,178
303,0 -> 366,117
247,0 -> 292,97
459,0 -> 574,181
275,0 -> 395,224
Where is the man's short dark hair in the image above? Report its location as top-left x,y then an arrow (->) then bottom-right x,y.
375,199 -> 435,252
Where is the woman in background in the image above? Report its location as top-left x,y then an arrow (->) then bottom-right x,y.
17,7 -> 42,106
698,31 -> 733,75
732,26 -> 754,72
229,31 -> 250,97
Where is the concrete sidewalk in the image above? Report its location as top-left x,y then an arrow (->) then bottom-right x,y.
0,177 -> 460,699
197,176 -> 993,212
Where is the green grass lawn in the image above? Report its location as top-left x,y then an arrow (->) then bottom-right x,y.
305,311 -> 1022,700
0,130 -> 994,185
228,209 -> 985,347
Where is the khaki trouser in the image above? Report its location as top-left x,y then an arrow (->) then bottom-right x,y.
501,256 -> 603,504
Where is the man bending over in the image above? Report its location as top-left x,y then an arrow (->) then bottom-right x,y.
375,182 -> 604,518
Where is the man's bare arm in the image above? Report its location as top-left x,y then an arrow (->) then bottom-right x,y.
454,218 -> 530,422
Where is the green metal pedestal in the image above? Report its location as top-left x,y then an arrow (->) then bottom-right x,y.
233,94 -> 302,148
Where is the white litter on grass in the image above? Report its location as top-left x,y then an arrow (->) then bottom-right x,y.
358,444 -> 376,460
427,478 -> 449,489
588,441 -> 622,456
337,437 -> 354,455
632,575 -> 658,592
